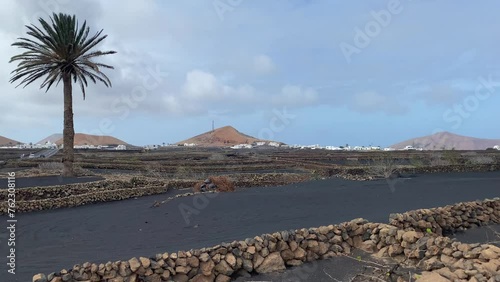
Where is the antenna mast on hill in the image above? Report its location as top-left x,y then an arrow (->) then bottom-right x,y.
212,120 -> 214,132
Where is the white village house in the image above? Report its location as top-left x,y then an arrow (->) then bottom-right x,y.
15,141 -> 57,149
231,144 -> 253,149
268,141 -> 281,147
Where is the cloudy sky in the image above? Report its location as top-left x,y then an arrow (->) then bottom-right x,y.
1,0 -> 499,146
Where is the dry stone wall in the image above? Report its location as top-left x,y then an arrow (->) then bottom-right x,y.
0,178 -> 190,215
389,198 -> 500,235
33,198 -> 500,282
315,164 -> 500,181
0,173 -> 308,215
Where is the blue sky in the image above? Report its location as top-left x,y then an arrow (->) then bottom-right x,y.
1,0 -> 499,146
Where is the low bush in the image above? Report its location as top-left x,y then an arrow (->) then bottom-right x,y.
193,176 -> 235,192
367,154 -> 400,178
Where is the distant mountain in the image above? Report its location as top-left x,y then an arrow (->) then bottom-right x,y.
37,133 -> 63,145
177,126 -> 278,147
391,131 -> 500,150
54,133 -> 129,146
0,135 -> 22,146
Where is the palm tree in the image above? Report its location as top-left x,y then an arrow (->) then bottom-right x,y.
9,13 -> 115,177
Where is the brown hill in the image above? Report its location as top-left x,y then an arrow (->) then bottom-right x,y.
54,133 -> 129,146
177,126 -> 270,147
0,135 -> 22,146
37,133 -> 63,145
391,131 -> 500,150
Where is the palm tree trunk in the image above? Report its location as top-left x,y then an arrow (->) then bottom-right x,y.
62,73 -> 75,177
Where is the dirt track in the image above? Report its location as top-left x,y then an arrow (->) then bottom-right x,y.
0,171 -> 499,281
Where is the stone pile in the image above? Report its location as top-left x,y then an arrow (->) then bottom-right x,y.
199,179 -> 217,192
193,176 -> 235,193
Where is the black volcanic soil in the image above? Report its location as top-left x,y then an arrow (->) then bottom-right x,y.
235,249 -> 404,282
450,224 -> 500,246
0,171 -> 499,281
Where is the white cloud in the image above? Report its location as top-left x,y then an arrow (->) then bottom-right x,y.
352,92 -> 388,112
253,55 -> 276,74
271,85 -> 318,107
183,70 -> 222,100
350,91 -> 407,115
162,70 -> 258,116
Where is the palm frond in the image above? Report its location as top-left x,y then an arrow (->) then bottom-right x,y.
9,12 -> 115,98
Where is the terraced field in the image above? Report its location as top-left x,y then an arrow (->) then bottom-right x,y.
0,148 -> 499,281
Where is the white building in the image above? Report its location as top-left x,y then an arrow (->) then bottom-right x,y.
494,145 -> 500,150
74,144 -> 101,149
115,145 -> 127,150
325,146 -> 343,151
45,141 -> 57,149
144,144 -> 159,150
231,144 -> 253,149
19,143 -> 33,149
268,142 -> 281,147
